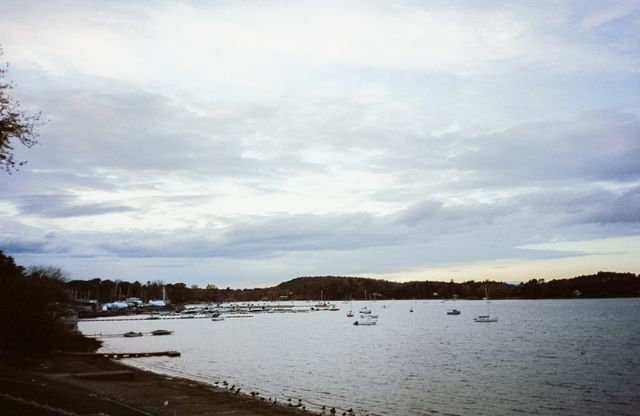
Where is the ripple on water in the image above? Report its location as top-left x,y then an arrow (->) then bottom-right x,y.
81,299 -> 640,416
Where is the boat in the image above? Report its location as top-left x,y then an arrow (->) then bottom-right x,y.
211,316 -> 225,321
123,331 -> 143,337
151,329 -> 173,336
346,311 -> 354,317
353,316 -> 377,326
447,309 -> 461,315
474,286 -> 498,322
474,315 -> 498,322
360,290 -> 371,314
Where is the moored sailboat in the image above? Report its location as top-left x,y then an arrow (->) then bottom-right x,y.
474,286 -> 498,322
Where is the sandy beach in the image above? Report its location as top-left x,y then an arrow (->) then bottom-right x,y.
0,352 -> 317,415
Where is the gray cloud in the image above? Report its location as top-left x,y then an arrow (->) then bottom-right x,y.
451,111 -> 640,184
1,0 -> 639,284
11,182 -> 636,261
12,194 -> 132,218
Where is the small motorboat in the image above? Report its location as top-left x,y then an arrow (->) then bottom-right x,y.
447,309 -> 461,315
353,316 -> 377,326
123,331 -> 143,337
211,316 -> 225,321
151,329 -> 173,336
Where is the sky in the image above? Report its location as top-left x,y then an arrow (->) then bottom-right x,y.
1,0 -> 639,288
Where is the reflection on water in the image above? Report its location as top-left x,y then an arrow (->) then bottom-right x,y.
80,299 -> 640,416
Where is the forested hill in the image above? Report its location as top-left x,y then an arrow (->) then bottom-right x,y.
65,271 -> 640,303
272,272 -> 640,300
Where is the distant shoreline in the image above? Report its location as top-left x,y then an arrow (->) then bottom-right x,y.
76,296 -> 640,320
67,272 -> 640,308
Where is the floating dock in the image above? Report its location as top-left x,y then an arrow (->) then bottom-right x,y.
61,351 -> 181,359
80,314 -> 253,322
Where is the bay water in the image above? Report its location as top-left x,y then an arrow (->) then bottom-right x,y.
79,299 -> 640,415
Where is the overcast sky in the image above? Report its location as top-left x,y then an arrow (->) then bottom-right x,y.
1,0 -> 639,287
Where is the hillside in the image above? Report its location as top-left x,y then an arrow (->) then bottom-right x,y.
65,271 -> 640,304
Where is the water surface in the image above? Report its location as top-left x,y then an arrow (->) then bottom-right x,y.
80,299 -> 640,415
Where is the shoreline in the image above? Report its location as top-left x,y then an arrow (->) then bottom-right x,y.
0,351 -> 318,416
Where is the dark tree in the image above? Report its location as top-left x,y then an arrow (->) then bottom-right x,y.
0,251 -> 100,355
0,46 -> 42,173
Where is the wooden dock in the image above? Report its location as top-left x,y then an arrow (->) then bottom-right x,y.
101,351 -> 181,359
61,351 -> 181,359
80,314 -> 253,322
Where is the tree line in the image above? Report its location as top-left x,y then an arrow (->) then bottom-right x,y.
0,251 -> 100,355
65,271 -> 640,304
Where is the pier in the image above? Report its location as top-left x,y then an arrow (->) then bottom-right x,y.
61,351 -> 181,359
80,314 -> 253,322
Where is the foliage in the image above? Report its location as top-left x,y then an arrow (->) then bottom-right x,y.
0,251 -> 99,355
0,46 -> 42,173
62,272 -> 640,305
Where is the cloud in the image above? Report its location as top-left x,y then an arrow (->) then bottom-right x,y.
1,1 -> 639,284
13,194 -> 132,218
579,186 -> 640,225
447,111 -> 640,185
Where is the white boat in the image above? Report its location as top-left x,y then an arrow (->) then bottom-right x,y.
353,316 -> 377,326
474,315 -> 498,322
357,290 -> 378,322
474,286 -> 498,322
312,301 -> 339,311
211,316 -> 225,321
